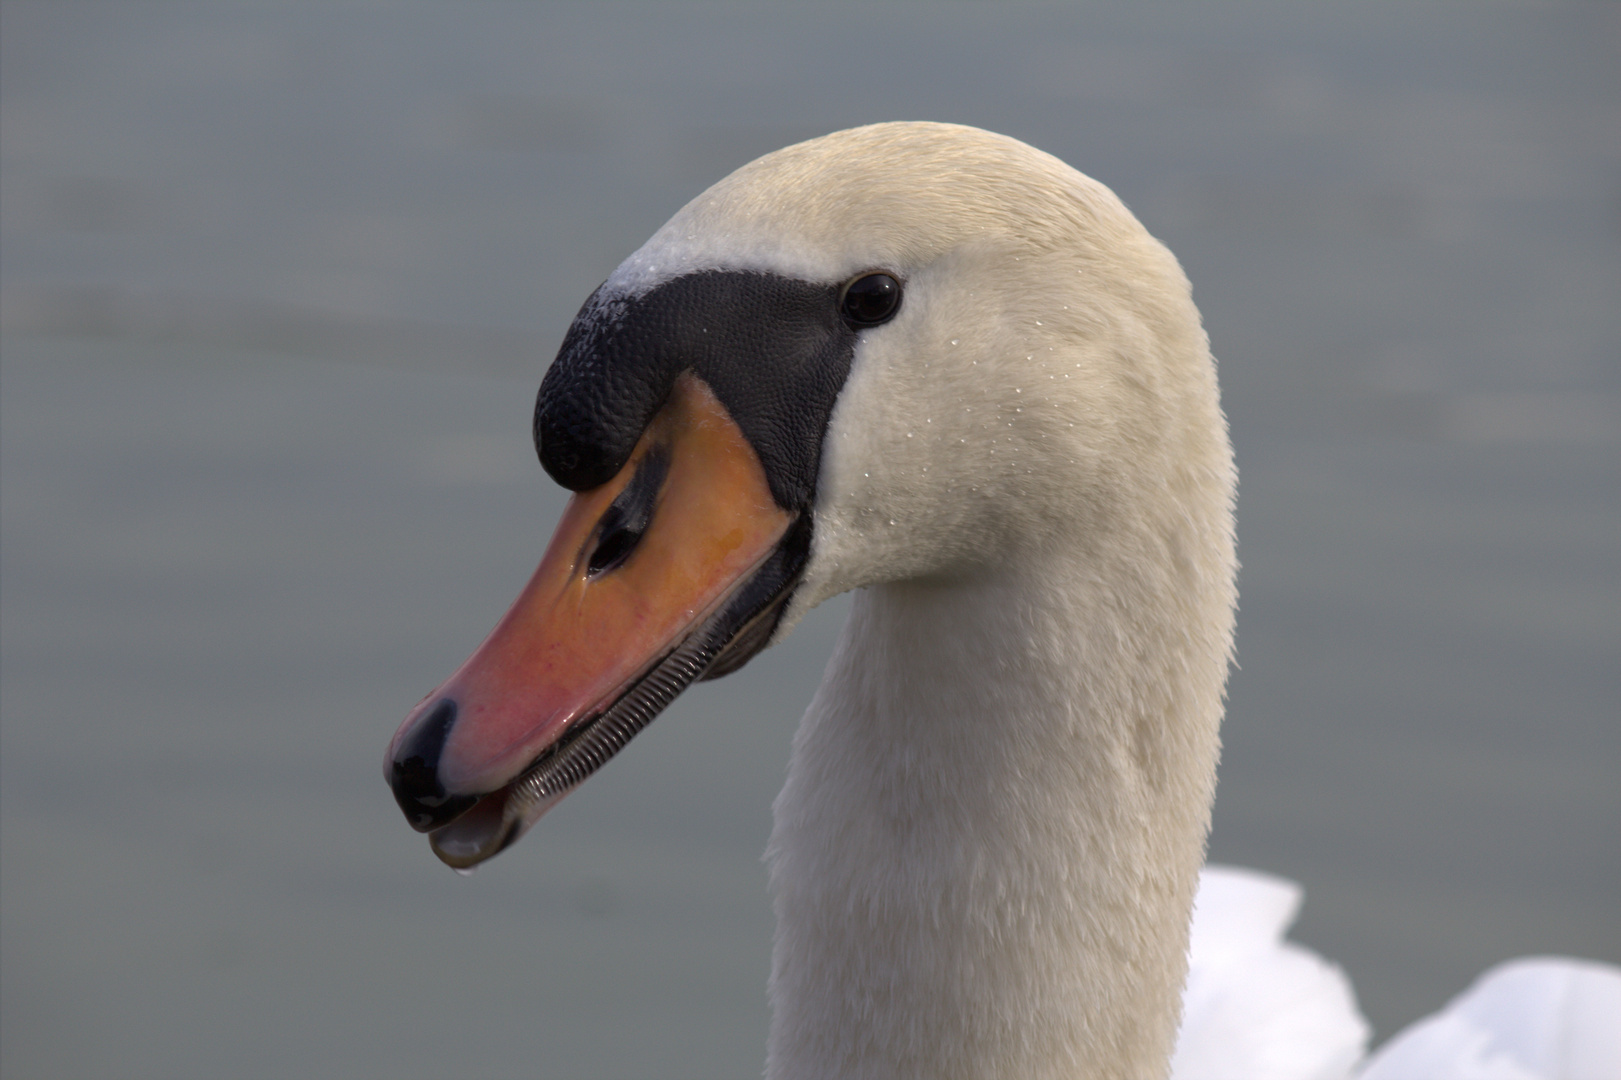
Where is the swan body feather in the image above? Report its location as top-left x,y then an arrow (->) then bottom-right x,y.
1174,866 -> 1369,1080
1357,957 -> 1621,1080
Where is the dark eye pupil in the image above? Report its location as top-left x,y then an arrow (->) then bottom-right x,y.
841,273 -> 901,327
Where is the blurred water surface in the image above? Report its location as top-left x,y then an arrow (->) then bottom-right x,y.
2,3 -> 1617,1077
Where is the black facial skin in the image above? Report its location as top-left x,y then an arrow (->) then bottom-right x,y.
535,270 -> 899,516
532,269 -> 872,680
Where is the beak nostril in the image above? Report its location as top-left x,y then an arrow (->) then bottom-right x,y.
389,698 -> 477,831
584,443 -> 669,579
587,524 -> 643,577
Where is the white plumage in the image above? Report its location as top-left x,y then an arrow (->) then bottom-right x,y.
1358,956 -> 1621,1080
1177,867 -> 1620,1080
1174,866 -> 1369,1080
539,123 -> 1621,1078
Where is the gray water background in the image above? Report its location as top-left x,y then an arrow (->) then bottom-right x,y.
2,2 -> 1617,1077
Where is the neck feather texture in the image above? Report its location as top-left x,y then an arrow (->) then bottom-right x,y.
765,541 -> 1228,1079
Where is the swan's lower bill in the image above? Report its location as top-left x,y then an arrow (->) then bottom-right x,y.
385,375 -> 804,868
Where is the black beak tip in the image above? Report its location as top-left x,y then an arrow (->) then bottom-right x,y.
388,698 -> 477,832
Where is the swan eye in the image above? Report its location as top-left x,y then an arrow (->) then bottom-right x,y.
840,273 -> 902,328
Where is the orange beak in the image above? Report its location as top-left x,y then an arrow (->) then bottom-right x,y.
385,374 -> 799,868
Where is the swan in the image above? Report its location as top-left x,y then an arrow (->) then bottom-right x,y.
383,122 -> 1619,1079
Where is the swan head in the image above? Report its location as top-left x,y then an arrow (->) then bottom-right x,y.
384,122 -> 1232,869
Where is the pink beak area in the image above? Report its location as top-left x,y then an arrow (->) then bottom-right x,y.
385,374 -> 795,868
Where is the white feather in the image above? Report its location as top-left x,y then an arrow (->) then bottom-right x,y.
1174,866 -> 1369,1080
1358,958 -> 1621,1080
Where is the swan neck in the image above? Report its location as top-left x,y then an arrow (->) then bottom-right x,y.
766,560 -> 1227,1079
